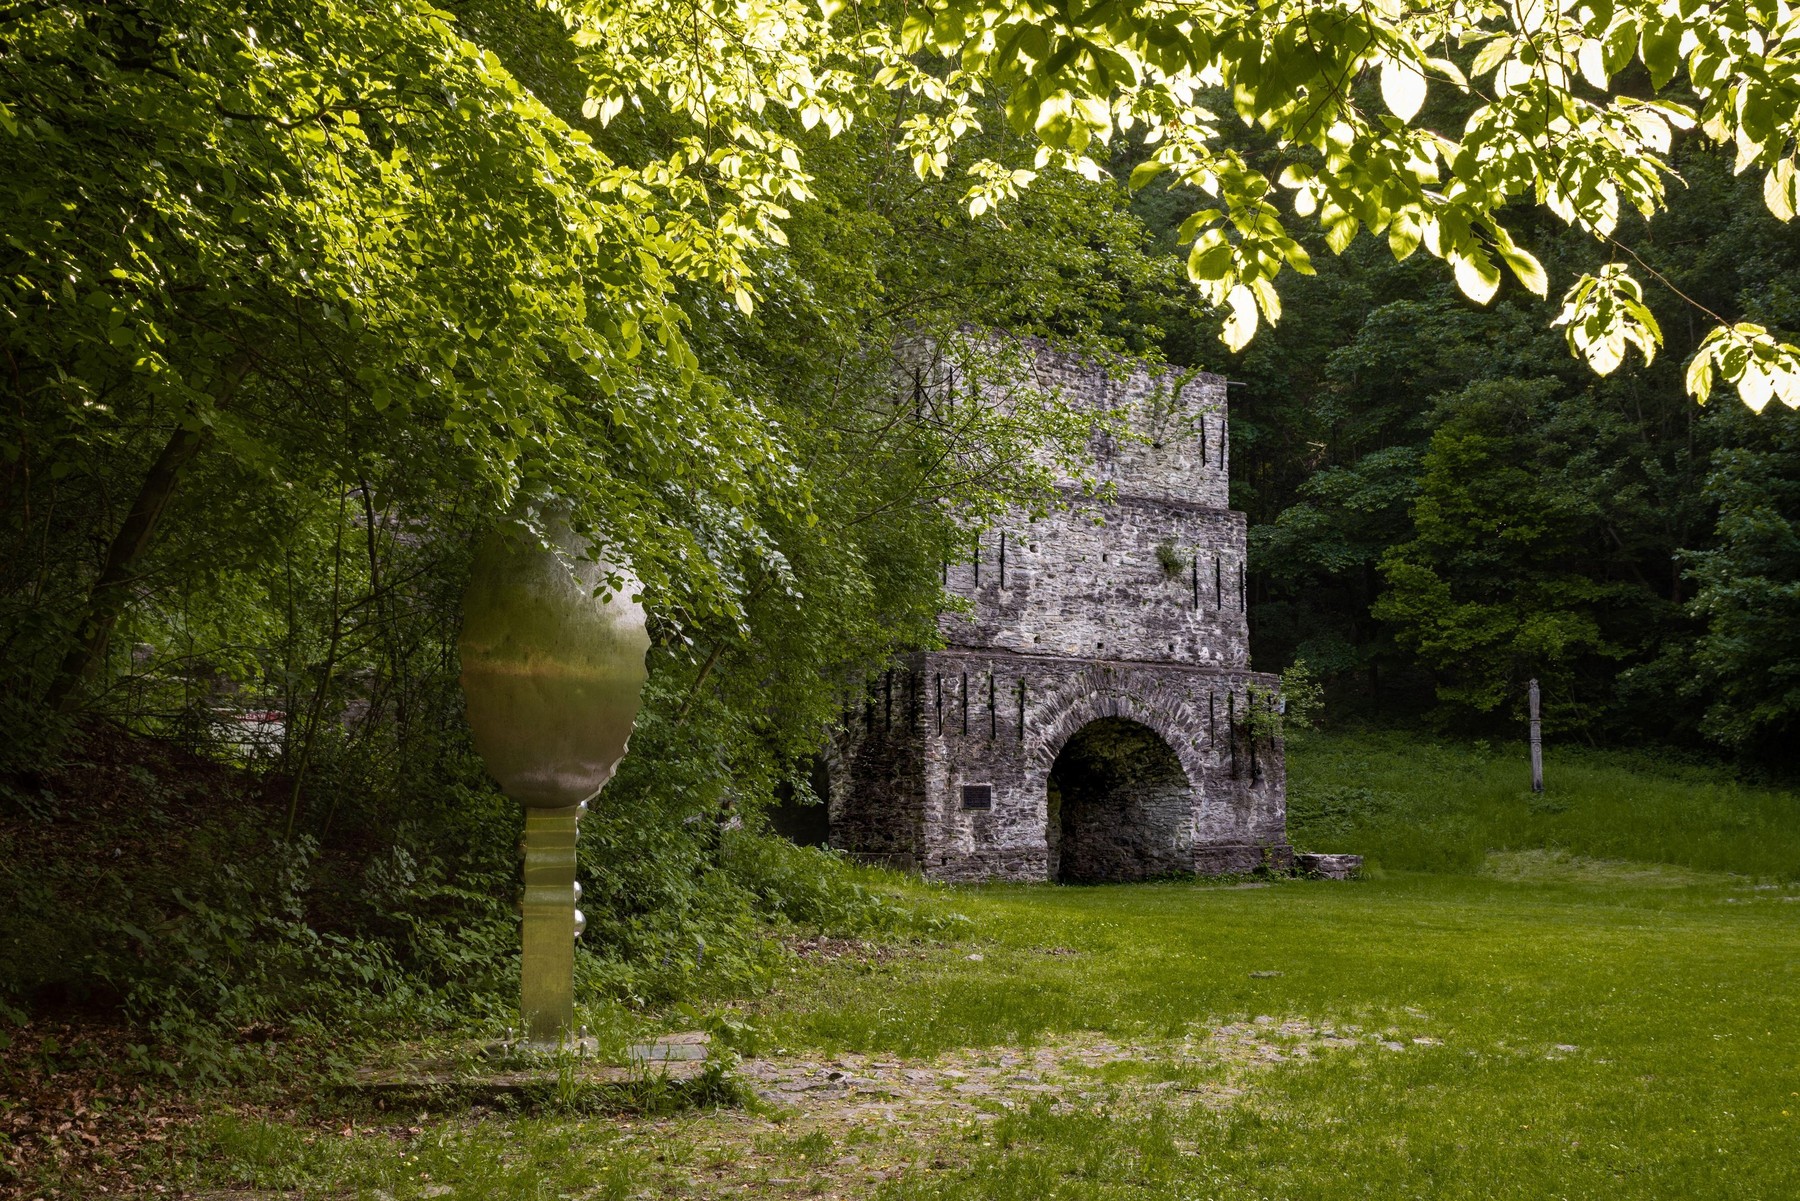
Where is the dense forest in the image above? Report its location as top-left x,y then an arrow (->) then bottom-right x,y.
3,0 -> 1798,1070
1190,136 -> 1800,760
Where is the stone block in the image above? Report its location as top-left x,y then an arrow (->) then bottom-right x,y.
1296,853 -> 1363,880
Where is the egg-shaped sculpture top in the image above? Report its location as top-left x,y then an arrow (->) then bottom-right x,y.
459,515 -> 651,809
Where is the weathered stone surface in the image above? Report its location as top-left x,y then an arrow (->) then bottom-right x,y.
943,500 -> 1249,664
628,1031 -> 711,1062
1296,853 -> 1363,880
831,341 -> 1290,883
735,1018 -> 1428,1118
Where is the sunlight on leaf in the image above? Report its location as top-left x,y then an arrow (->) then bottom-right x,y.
1381,57 -> 1428,123
1554,266 -> 1661,376
1686,323 -> 1800,410
1453,251 -> 1501,305
1221,284 -> 1258,351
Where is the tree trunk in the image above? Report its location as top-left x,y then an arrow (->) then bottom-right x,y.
44,421 -> 215,713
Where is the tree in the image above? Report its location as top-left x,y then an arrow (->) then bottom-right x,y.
530,0 -> 1800,411
1,0 -> 816,714
11,0 -> 1799,737
1687,406 -> 1800,753
1372,377 -> 1664,723
3,0 -> 1209,1017
1210,131 -> 1786,741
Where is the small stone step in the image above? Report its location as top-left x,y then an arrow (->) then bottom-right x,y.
347,1055 -> 709,1102
1296,853 -> 1363,880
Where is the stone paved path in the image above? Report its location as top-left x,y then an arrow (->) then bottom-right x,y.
605,1016 -> 1439,1198
734,1016 -> 1402,1122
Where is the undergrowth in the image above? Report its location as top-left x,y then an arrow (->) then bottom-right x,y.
0,723 -> 955,1085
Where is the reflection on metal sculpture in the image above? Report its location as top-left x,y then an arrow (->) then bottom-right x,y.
459,511 -> 649,1046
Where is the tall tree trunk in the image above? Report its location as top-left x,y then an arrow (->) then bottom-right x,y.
44,421 -> 215,713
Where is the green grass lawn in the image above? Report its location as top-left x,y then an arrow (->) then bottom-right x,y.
1286,727 -> 1800,879
141,733 -> 1800,1199
751,872 -> 1800,1199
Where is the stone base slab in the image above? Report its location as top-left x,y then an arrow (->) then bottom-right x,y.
880,842 -> 1298,883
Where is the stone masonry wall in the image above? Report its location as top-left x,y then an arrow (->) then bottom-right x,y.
1023,342 -> 1230,507
828,651 -> 1288,882
942,501 -> 1248,664
829,339 -> 1289,883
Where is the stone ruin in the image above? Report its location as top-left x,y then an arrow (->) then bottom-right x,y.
825,339 -> 1291,883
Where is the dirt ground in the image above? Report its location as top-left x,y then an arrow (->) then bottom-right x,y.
598,1015 -> 1431,1198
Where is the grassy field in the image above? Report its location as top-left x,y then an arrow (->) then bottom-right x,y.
759,872 -> 1800,1199
76,734 -> 1800,1197
1286,728 -> 1800,879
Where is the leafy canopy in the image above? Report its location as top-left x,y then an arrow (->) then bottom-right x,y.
12,0 -> 1796,602
551,0 -> 1800,411
9,0 -> 1796,729
0,0 -> 809,647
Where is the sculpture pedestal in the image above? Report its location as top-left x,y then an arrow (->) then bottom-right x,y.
520,803 -> 583,1046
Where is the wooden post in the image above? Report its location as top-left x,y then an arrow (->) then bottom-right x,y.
1528,678 -> 1544,794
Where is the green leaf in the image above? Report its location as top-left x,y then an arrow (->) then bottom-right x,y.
1452,248 -> 1502,305
1602,18 -> 1639,75
929,4 -> 966,54
1381,57 -> 1428,122
1388,212 -> 1422,260
1004,78 -> 1044,136
1577,38 -> 1609,90
1186,233 -> 1232,282
1281,239 -> 1315,275
899,12 -> 932,54
1491,230 -> 1548,297
1639,17 -> 1681,90
1470,35 -> 1516,78
1034,91 -> 1077,149
1176,209 -> 1223,243
1221,283 -> 1258,350
1685,350 -> 1716,401
1128,160 -> 1169,191
1251,276 -> 1282,324
1765,160 -> 1798,221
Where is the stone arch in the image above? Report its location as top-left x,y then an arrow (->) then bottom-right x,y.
1025,666 -> 1210,786
1024,665 -> 1207,882
1047,717 -> 1193,882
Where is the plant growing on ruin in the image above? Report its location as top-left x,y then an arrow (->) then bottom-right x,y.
1155,541 -> 1188,581
1247,659 -> 1322,744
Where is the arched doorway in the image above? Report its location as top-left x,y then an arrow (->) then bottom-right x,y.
1046,717 -> 1193,882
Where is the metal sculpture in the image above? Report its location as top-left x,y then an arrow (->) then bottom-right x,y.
459,511 -> 649,1046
